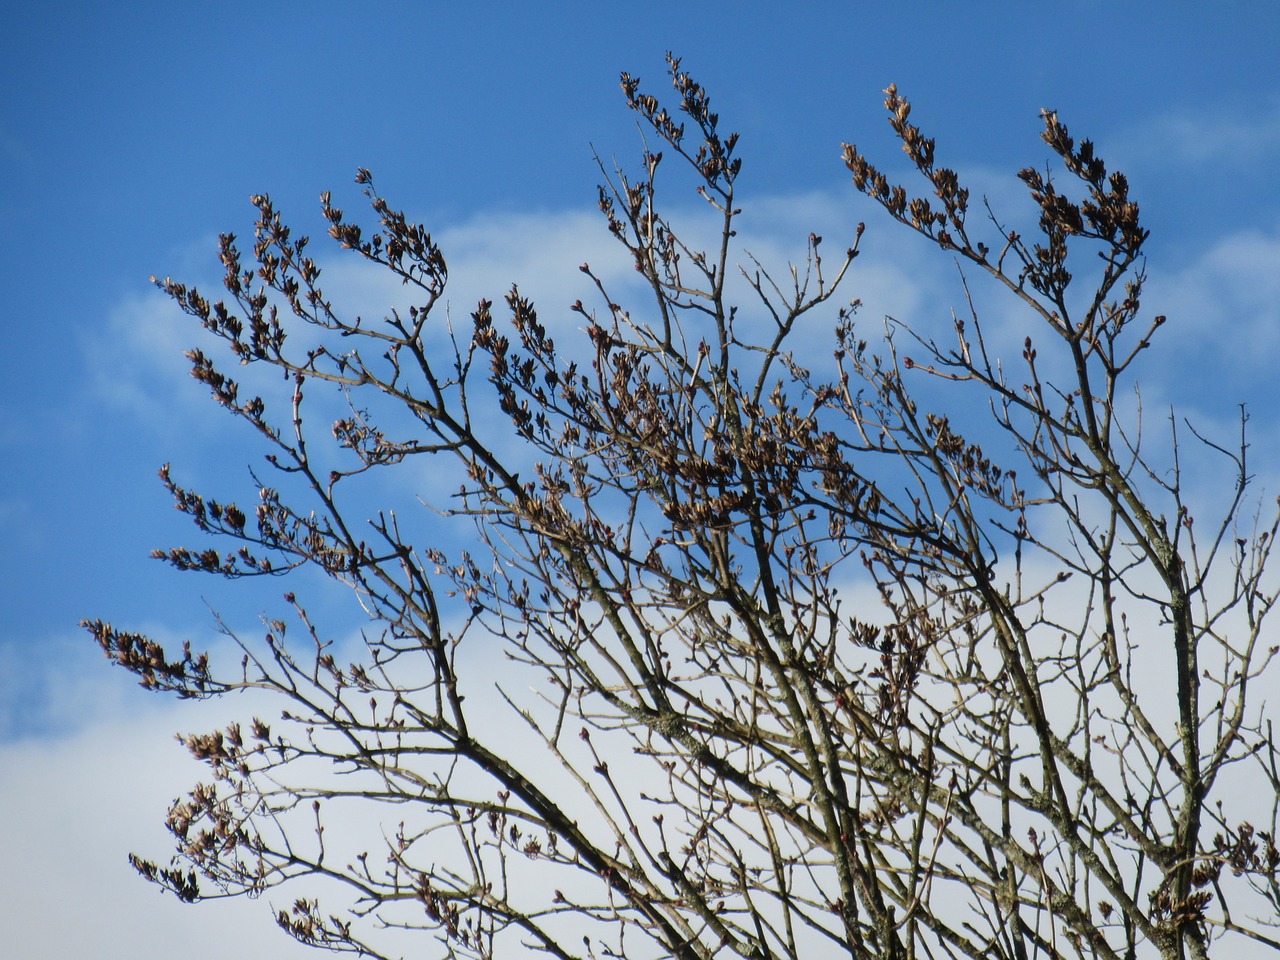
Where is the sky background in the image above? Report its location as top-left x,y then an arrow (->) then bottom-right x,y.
2,2 -> 1279,956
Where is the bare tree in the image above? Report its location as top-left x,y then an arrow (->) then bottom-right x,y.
87,54 -> 1280,960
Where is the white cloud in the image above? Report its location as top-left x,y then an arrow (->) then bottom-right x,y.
0,681 -> 315,958
311,205 -> 642,343
1145,229 -> 1280,391
85,286 -> 224,434
1114,97 -> 1280,169
1167,229 -> 1280,343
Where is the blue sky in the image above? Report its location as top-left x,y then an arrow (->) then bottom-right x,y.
2,2 -> 1279,956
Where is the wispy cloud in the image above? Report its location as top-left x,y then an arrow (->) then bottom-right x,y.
84,285 -> 224,432
1112,97 -> 1280,169
1146,228 -> 1280,382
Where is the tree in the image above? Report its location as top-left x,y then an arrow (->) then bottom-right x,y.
86,54 -> 1280,960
